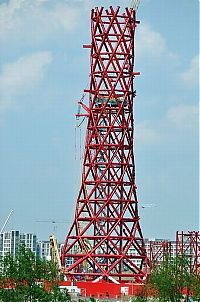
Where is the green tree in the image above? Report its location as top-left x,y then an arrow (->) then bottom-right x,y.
0,245 -> 71,302
192,273 -> 200,302
148,255 -> 197,302
131,295 -> 147,302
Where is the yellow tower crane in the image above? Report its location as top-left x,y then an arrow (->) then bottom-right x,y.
49,234 -> 62,270
36,219 -> 71,270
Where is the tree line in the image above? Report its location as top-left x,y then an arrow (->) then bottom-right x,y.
0,247 -> 199,302
141,255 -> 200,302
0,246 -> 71,302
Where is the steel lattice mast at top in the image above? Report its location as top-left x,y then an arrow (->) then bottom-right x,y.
61,6 -> 149,283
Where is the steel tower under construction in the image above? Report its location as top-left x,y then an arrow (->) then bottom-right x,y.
61,6 -> 149,283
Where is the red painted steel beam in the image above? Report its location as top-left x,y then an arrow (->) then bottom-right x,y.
61,6 -> 149,283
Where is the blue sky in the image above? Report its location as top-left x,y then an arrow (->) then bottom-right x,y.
0,0 -> 199,242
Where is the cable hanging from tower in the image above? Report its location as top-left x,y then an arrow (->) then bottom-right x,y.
75,80 -> 90,128
74,80 -> 89,161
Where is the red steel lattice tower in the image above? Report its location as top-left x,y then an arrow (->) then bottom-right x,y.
61,6 -> 148,283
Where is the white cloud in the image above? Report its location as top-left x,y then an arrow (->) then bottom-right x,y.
135,103 -> 198,145
180,55 -> 199,88
0,0 -> 83,45
167,104 -> 199,128
0,51 -> 52,111
136,120 -> 159,144
136,23 -> 167,58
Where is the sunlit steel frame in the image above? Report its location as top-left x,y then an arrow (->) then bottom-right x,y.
61,6 -> 149,283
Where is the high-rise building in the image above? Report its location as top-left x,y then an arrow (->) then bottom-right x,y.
129,238 -> 177,267
37,240 -> 63,261
0,230 -> 37,257
20,233 -> 37,255
37,240 -> 51,260
0,230 -> 65,262
0,230 -> 20,257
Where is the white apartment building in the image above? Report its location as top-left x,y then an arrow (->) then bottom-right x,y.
20,233 -> 37,255
0,230 -> 37,257
145,238 -> 176,259
37,240 -> 51,260
0,230 -> 20,257
0,229 -> 65,262
128,238 -> 177,267
37,240 -> 63,261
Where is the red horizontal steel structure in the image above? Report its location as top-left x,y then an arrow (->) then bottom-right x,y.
61,6 -> 149,283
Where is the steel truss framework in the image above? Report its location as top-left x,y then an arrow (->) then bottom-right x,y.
61,6 -> 148,283
149,240 -> 172,269
176,231 -> 200,274
148,232 -> 200,273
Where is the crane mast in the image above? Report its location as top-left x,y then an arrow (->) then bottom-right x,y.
0,210 -> 14,234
